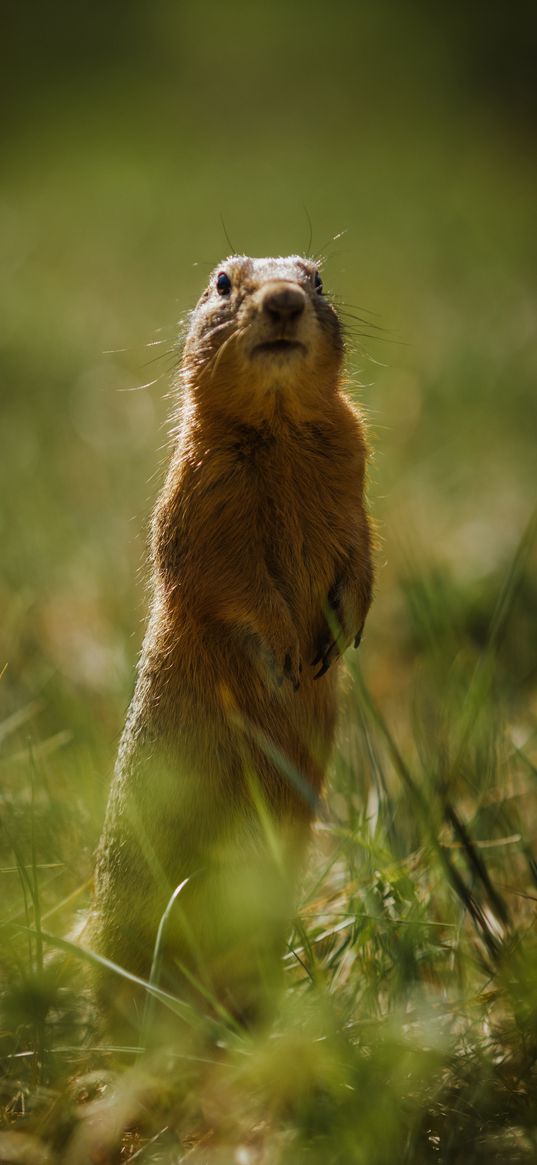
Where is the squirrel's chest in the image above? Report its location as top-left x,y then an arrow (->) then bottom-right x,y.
255,443 -> 351,587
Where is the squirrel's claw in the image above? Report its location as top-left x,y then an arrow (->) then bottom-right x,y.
313,656 -> 332,680
311,629 -> 334,668
313,639 -> 339,680
313,624 -> 365,679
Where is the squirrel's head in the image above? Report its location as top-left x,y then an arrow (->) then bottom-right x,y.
181,256 -> 344,424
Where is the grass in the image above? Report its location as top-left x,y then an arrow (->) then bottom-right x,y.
2,1 -> 537,1159
2,533 -> 537,1162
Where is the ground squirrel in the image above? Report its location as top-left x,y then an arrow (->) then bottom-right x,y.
90,255 -> 374,1031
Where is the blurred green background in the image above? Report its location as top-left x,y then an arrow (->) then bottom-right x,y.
2,0 -> 536,933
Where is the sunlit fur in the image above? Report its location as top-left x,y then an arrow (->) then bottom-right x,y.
90,256 -> 374,1029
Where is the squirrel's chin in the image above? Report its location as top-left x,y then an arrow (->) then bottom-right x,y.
249,339 -> 308,361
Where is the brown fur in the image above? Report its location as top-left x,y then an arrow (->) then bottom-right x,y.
89,256 -> 374,1029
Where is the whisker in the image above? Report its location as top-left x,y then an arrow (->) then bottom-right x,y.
202,318 -> 235,346
332,299 -> 384,321
207,326 -> 243,381
340,322 -> 391,343
116,377 -> 162,394
302,205 -> 314,256
340,318 -> 405,347
137,347 -> 181,371
312,229 -> 349,264
220,214 -> 237,256
337,312 -> 390,334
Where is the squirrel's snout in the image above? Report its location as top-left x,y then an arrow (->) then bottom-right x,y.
261,282 -> 306,326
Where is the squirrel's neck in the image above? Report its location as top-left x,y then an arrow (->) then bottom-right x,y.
179,372 -> 341,436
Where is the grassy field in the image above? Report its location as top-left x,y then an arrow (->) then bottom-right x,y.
2,3 -> 537,1161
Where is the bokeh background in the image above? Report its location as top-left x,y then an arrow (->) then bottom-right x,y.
1,4 -> 537,1155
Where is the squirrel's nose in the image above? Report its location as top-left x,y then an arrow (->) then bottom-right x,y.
262,282 -> 306,325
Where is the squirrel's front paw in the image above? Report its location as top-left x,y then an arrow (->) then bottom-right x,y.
311,635 -> 340,680
268,638 -> 302,692
312,620 -> 364,679
312,572 -> 367,679
311,582 -> 345,679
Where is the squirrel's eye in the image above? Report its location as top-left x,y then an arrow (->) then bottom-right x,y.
216,271 -> 232,296
314,271 -> 323,293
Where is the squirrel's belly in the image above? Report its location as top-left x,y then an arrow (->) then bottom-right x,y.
139,608 -> 338,756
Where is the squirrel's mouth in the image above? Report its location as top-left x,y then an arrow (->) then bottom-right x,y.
252,339 -> 308,358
